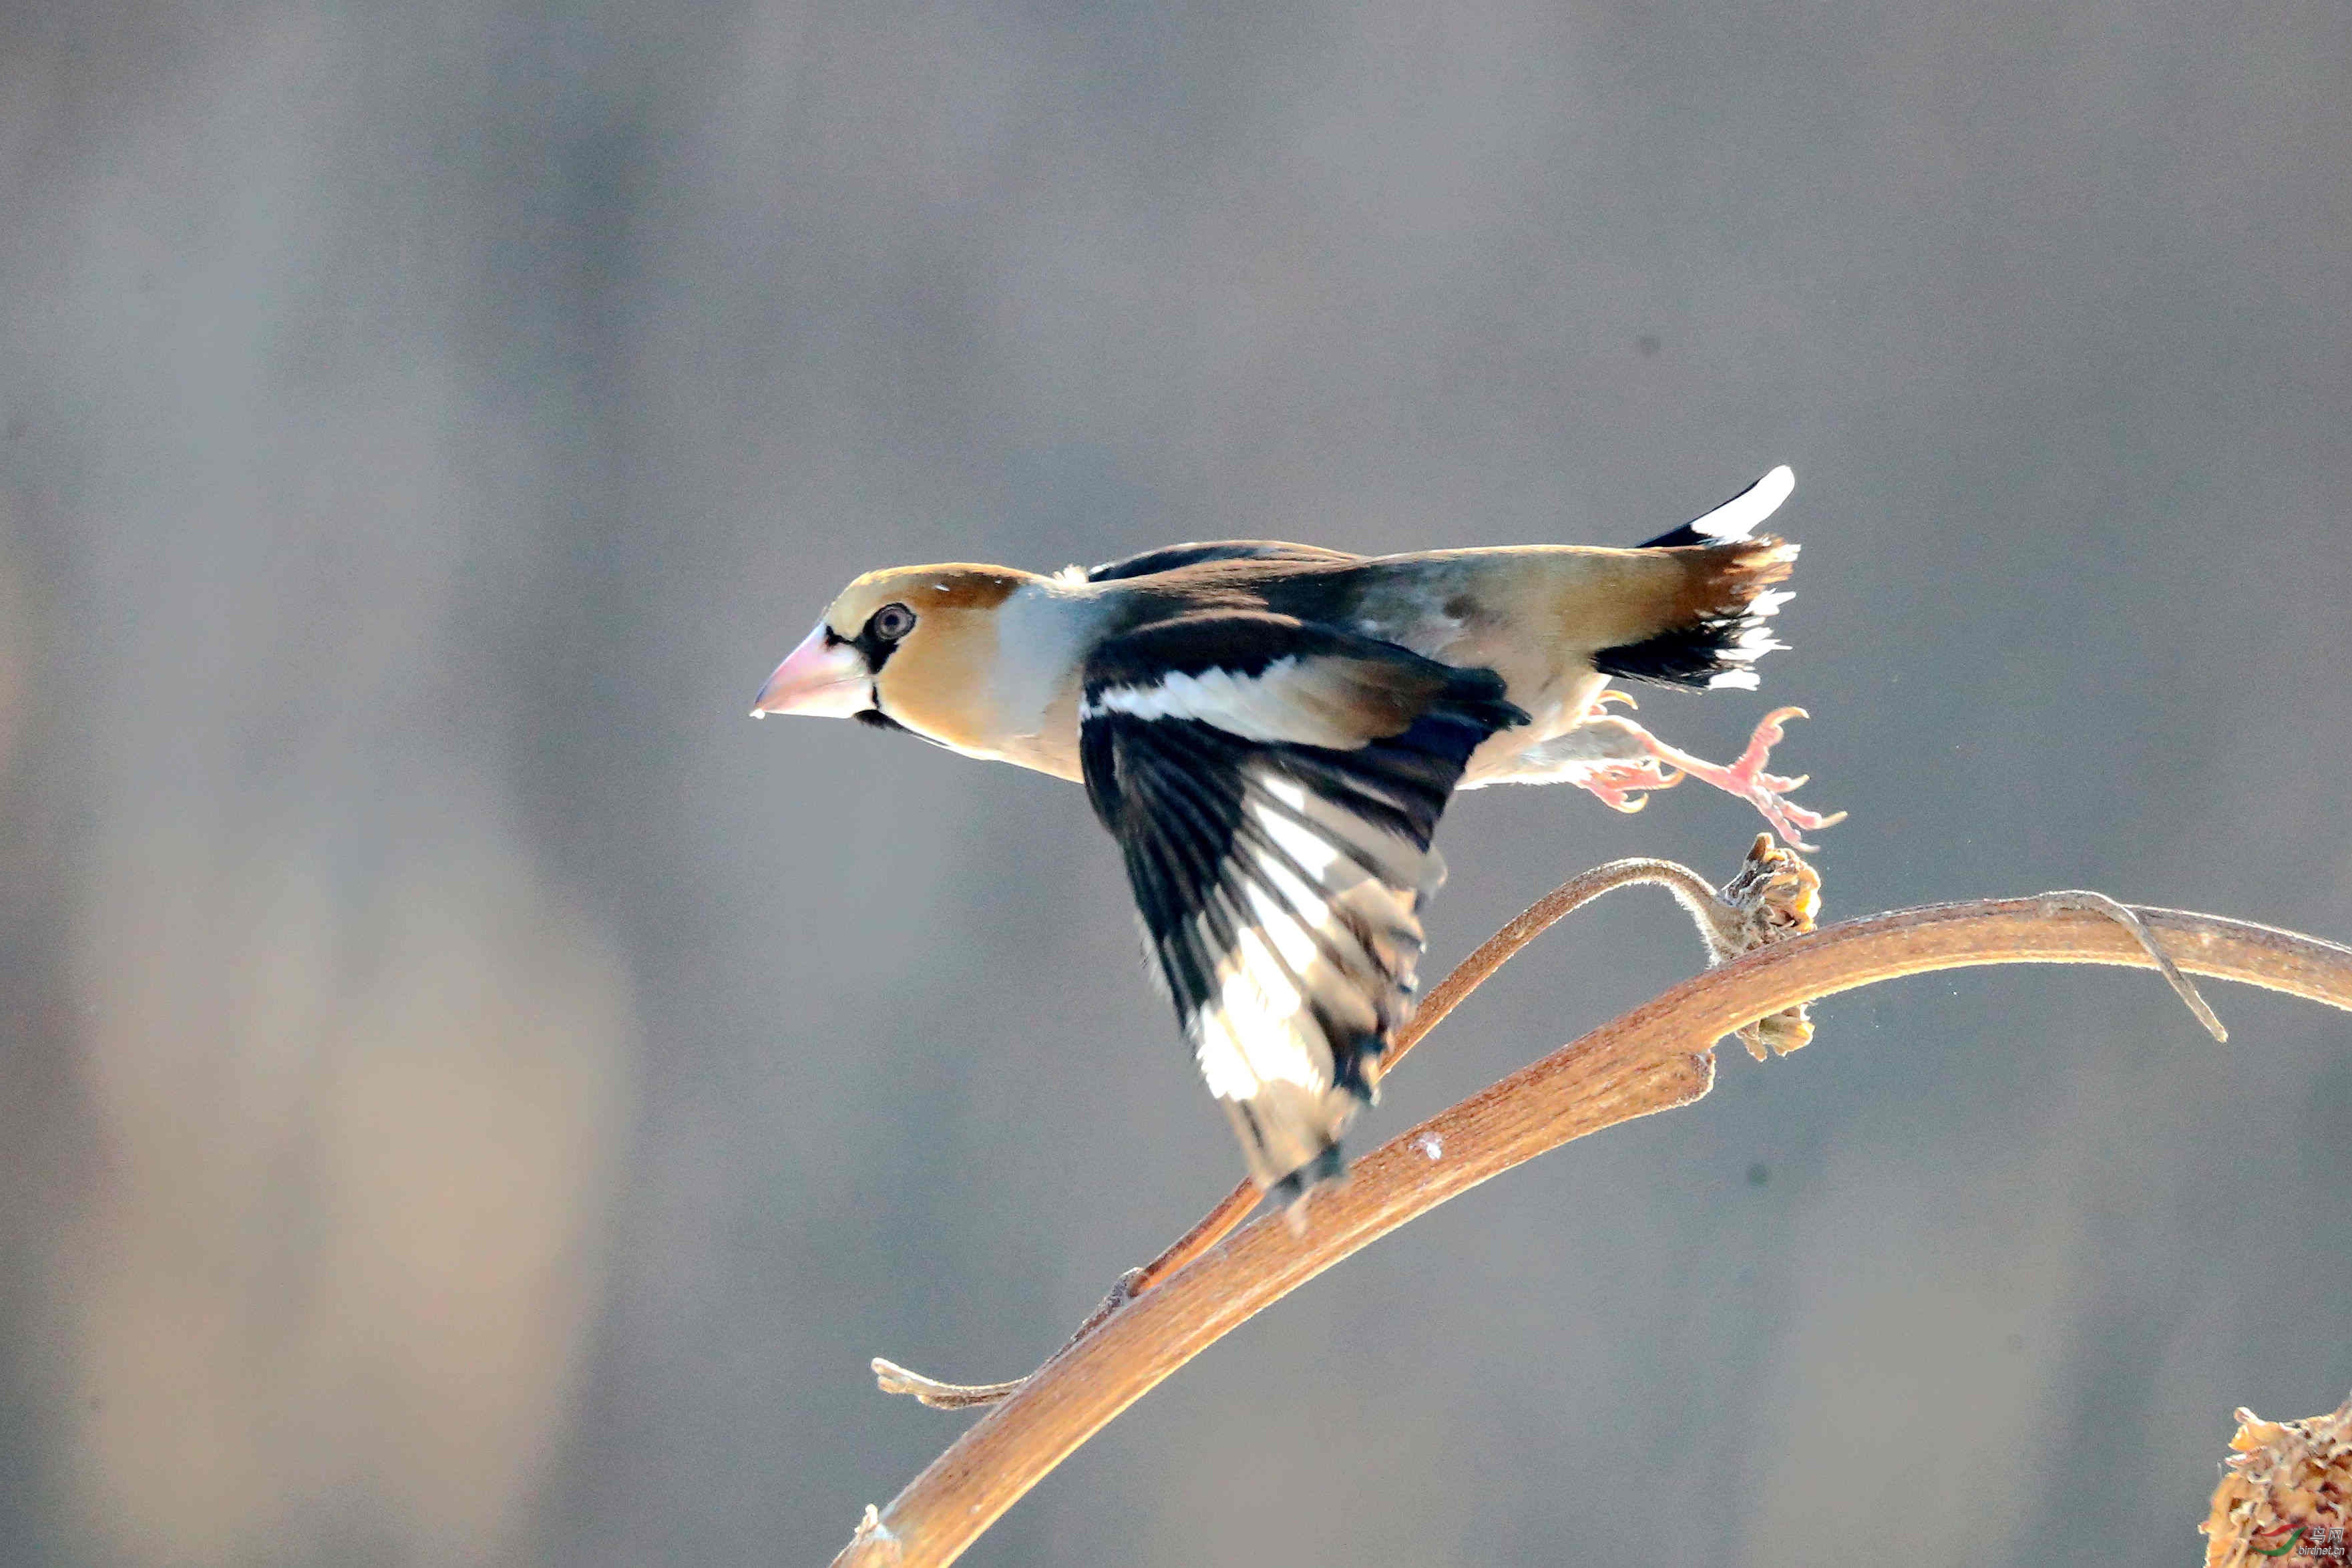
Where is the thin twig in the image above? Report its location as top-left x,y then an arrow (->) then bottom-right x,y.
869,1361 -> 1027,1412
831,889 -> 2352,1568
2037,889 -> 2228,1041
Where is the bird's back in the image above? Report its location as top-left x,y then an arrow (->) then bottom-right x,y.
1081,540 -> 1730,741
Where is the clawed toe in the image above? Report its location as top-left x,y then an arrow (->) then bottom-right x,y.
1579,759 -> 1683,813
1534,703 -> 1842,846
1635,707 -> 1844,851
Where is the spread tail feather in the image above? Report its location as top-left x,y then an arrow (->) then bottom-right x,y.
1637,465 -> 1795,548
1597,469 -> 1801,691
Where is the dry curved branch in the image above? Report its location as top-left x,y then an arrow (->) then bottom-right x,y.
831,891 -> 2352,1568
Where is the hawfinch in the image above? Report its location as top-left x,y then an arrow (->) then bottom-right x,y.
754,467 -> 1839,1204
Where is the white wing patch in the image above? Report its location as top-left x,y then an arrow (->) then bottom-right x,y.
1083,656 -> 1410,751
1085,660 -> 1310,741
1185,763 -> 1429,1105
1685,465 -> 1795,541
1193,946 -> 1322,1101
1251,775 -> 1344,879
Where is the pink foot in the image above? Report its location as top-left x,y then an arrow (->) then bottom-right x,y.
1577,757 -> 1684,814
1638,707 -> 1847,850
1565,691 -> 1688,813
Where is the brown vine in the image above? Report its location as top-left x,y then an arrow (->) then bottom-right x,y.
830,861 -> 2352,1568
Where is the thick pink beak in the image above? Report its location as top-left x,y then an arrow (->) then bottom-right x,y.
750,622 -> 871,718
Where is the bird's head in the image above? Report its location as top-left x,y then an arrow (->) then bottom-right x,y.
751,563 -> 1032,745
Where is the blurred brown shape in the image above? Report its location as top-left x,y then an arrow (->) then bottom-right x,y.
2203,1393 -> 2352,1567
61,835 -> 639,1565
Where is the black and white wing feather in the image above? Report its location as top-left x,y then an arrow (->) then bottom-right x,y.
1079,612 -> 1525,1200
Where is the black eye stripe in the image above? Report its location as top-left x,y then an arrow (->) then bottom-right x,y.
847,602 -> 916,672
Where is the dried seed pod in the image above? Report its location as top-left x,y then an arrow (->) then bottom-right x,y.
1720,834 -> 1823,1060
2202,1392 -> 2351,1567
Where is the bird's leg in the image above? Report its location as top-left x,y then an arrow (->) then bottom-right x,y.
1554,702 -> 1844,850
1640,705 -> 1844,847
1573,753 -> 1685,815
1509,697 -> 1686,815
1573,691 -> 1680,815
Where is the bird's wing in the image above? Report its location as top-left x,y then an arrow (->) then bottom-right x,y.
1079,611 -> 1525,1199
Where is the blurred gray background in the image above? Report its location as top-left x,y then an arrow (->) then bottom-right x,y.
1,1 -> 2347,1563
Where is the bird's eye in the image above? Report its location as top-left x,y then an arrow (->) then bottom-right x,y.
869,602 -> 917,641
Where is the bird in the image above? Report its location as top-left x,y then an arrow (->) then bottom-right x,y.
752,467 -> 1840,1207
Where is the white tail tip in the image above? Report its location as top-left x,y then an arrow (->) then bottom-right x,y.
1688,465 -> 1796,541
